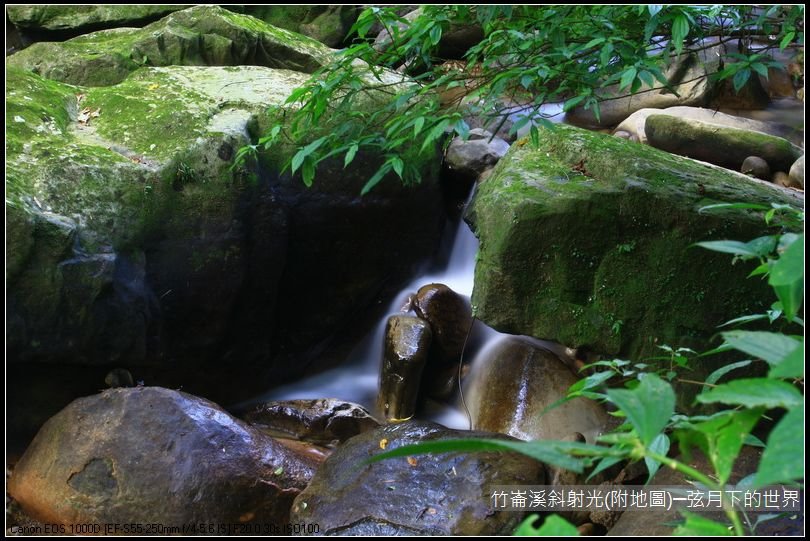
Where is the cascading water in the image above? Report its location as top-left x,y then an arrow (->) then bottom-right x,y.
258,209 -> 494,429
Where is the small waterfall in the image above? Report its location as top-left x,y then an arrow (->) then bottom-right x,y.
259,214 -> 485,429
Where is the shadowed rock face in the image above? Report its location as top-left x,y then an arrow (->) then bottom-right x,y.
377,315 -> 433,421
290,421 -> 545,535
465,336 -> 612,443
8,387 -> 321,527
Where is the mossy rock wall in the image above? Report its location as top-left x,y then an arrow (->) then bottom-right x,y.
7,5 -> 335,86
6,5 -> 186,32
466,125 -> 803,365
234,6 -> 361,48
6,8 -> 445,437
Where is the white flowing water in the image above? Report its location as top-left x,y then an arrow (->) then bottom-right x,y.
258,214 -> 489,429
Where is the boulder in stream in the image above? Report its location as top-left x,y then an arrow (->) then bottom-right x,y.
8,387 -> 321,528
378,315 -> 433,421
290,421 -> 545,535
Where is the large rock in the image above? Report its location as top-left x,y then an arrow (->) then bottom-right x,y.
465,124 -> 802,369
373,8 -> 484,60
235,6 -> 360,48
566,41 -> 768,128
6,5 -> 185,32
8,387 -> 321,528
6,45 -> 444,429
377,315 -> 433,421
290,421 -> 545,535
6,6 -> 335,86
465,336 -> 612,443
412,283 -> 473,363
613,106 -> 804,147
646,114 -> 802,173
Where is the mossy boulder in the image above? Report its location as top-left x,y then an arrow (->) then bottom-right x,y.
466,124 -> 803,367
646,114 -> 803,173
235,6 -> 361,48
6,5 -> 185,32
6,61 -> 444,434
6,5 -> 335,86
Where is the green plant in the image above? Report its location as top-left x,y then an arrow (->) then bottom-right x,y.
238,5 -> 803,193
368,204 -> 803,535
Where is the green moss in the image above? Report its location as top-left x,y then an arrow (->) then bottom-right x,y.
468,124 -> 801,363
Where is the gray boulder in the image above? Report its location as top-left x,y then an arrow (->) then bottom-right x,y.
445,128 -> 511,180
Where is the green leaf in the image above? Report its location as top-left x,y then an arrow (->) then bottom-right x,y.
413,116 -> 425,137
291,137 -> 327,173
717,314 -> 768,328
343,144 -> 359,168
529,125 -> 540,147
515,514 -> 579,536
732,68 -> 751,92
562,95 -> 586,112
721,330 -> 801,366
644,433 -> 670,482
301,158 -> 315,187
769,234 -> 803,285
754,407 -> 804,487
696,378 -> 802,409
429,24 -> 442,46
694,237 -> 774,258
772,280 -> 803,322
619,67 -> 637,91
599,43 -> 614,67
750,62 -> 769,78
360,163 -> 391,196
780,31 -> 796,50
674,511 -> 732,536
365,438 -> 606,473
671,14 -> 689,53
390,156 -> 404,179
692,408 -> 763,485
606,373 -> 674,447
768,342 -> 803,379
705,360 -> 752,385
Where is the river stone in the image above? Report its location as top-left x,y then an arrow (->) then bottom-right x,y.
413,283 -> 473,364
465,336 -> 612,444
445,128 -> 511,180
789,155 -> 804,188
566,41 -> 767,128
378,315 -> 433,421
6,5 -> 185,32
613,106 -> 804,147
243,398 -> 380,446
6,5 -> 335,86
646,114 -> 803,173
465,124 -> 802,401
8,387 -> 320,528
6,60 -> 443,435
290,421 -> 545,535
373,8 -> 483,60
741,156 -> 771,180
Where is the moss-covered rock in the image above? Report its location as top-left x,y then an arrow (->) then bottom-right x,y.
7,5 -> 335,86
6,5 -> 185,32
6,63 -> 444,421
234,6 -> 360,48
646,114 -> 803,173
466,124 -> 803,366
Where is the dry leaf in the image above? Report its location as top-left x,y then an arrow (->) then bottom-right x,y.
406,456 -> 417,466
379,438 -> 388,450
147,83 -> 160,91
77,107 -> 101,125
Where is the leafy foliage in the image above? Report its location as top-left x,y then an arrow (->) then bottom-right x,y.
239,5 -> 803,192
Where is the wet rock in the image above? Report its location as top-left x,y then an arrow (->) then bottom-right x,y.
290,421 -> 545,535
741,156 -> 771,180
464,124 -> 803,406
243,398 -> 380,446
614,106 -> 804,147
772,171 -> 794,188
646,114 -> 802,173
413,283 -> 473,364
465,337 -> 612,443
104,368 -> 134,388
378,316 -> 433,421
8,387 -> 320,527
789,155 -> 804,188
445,128 -> 511,181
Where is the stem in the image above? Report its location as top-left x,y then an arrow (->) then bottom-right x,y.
645,451 -> 745,536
